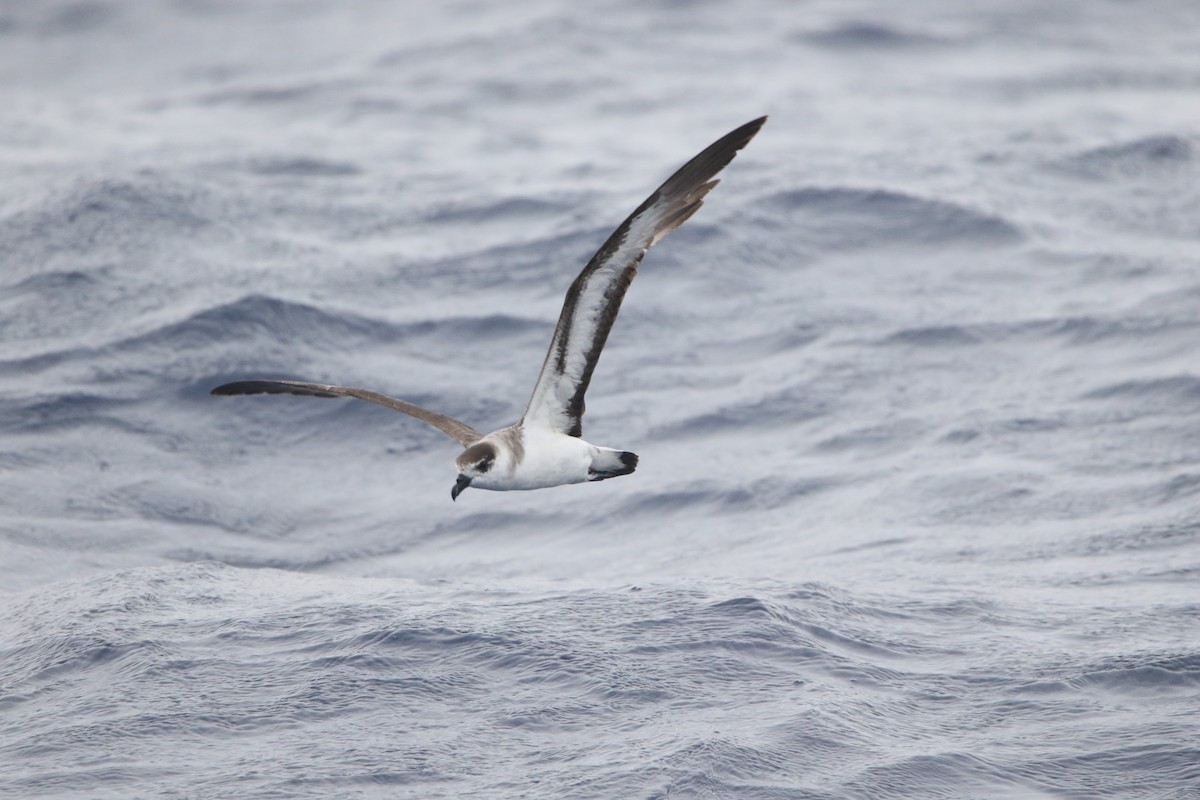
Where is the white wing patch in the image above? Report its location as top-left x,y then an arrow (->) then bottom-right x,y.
522,117 -> 767,437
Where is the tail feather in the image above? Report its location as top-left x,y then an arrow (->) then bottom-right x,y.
589,449 -> 638,481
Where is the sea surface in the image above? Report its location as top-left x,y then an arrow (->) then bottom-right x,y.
2,1 -> 1199,798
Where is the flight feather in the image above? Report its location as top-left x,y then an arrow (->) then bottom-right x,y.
522,116 -> 766,437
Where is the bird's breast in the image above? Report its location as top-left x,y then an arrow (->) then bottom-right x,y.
474,430 -> 593,491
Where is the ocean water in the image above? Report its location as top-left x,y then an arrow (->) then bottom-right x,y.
2,0 -> 1199,797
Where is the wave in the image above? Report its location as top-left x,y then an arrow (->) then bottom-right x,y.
1073,652 -> 1200,694
1082,374 -> 1200,407
197,79 -> 360,109
1052,135 -> 1195,180
421,196 -> 567,224
1,292 -> 542,384
620,475 -> 837,514
4,565 -> 1197,797
0,3 -> 117,37
650,384 -> 829,439
798,21 -> 953,50
0,391 -> 133,434
877,313 -> 1200,349
748,187 -> 1023,253
1053,519 -> 1200,559
881,325 -> 984,347
242,157 -> 363,178
1,175 -> 217,253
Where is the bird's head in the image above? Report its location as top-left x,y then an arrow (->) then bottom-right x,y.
452,441 -> 497,501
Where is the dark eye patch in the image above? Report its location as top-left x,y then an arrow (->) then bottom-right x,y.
457,441 -> 498,472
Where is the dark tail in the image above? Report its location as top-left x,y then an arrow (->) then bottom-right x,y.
589,449 -> 638,481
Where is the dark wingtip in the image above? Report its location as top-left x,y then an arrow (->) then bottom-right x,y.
747,115 -> 769,131
654,116 -> 767,204
729,117 -> 767,157
211,380 -> 276,396
209,380 -> 338,398
726,116 -> 768,149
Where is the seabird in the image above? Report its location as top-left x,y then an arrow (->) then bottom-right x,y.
212,116 -> 766,500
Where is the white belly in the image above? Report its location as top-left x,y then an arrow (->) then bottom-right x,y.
472,429 -> 595,491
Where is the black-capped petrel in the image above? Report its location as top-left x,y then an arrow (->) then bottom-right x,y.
212,116 -> 766,500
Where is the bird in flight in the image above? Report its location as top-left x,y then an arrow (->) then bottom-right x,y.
213,116 -> 766,500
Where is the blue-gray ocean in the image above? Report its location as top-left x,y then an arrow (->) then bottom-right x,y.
2,1 -> 1199,798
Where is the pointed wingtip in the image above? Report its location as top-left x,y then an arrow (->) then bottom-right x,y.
210,380 -> 270,397
731,115 -> 768,139
732,115 -> 768,147
209,380 -> 341,398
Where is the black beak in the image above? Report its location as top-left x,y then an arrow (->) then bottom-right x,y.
451,474 -> 472,501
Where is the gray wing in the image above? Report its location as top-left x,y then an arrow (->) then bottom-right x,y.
211,379 -> 483,447
521,116 -> 767,437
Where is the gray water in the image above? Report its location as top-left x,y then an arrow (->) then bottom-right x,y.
2,1 -> 1199,797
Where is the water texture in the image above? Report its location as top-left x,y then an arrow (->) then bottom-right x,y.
2,1 -> 1198,797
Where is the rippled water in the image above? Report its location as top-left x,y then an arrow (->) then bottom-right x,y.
2,1 -> 1199,798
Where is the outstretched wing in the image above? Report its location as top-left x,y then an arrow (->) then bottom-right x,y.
521,116 -> 766,437
211,379 -> 483,447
